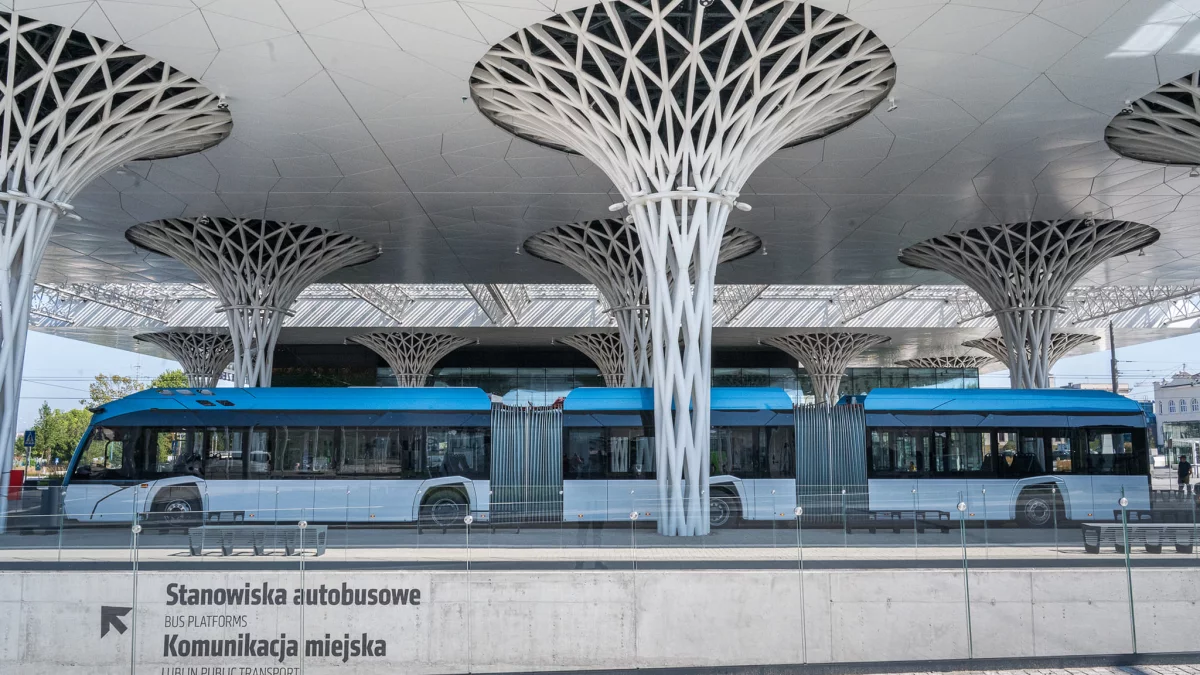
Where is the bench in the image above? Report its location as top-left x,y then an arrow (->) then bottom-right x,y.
143,509 -> 244,534
187,525 -> 327,556
1081,522 -> 1197,554
845,509 -> 952,534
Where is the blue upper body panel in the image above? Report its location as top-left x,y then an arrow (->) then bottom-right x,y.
89,386 -> 494,425
863,388 -> 1144,415
562,387 -> 794,412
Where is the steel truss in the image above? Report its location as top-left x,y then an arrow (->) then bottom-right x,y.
525,220 -> 760,390
126,218 -> 379,387
347,332 -> 474,387
343,284 -> 413,324
963,333 -> 1100,373
767,333 -> 891,405
0,10 -> 231,529
899,219 -> 1159,388
134,331 -> 235,388
1106,70 -> 1200,165
837,285 -> 919,324
893,355 -> 996,370
1068,285 -> 1200,323
464,284 -> 530,325
557,333 -> 627,387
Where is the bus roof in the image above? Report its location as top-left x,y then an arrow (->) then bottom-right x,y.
89,386 -> 494,424
863,388 -> 1145,414
563,387 -> 794,412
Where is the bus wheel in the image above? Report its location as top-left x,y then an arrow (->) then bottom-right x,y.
423,491 -> 467,528
151,490 -> 201,526
709,494 -> 738,529
1016,487 -> 1061,528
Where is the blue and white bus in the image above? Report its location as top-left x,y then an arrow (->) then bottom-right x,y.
863,388 -> 1151,526
58,385 -> 1150,528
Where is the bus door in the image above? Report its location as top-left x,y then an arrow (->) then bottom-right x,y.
914,428 -> 966,518
562,427 -> 607,521
606,432 -> 655,520
1085,428 -> 1151,518
256,427 -> 338,522
201,428 -> 266,518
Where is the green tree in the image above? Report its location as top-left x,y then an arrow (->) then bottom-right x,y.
26,403 -> 91,471
82,373 -> 143,409
151,369 -> 189,389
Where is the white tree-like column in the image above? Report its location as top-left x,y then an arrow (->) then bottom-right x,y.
127,218 -> 379,387
0,11 -> 232,527
475,0 -> 896,535
767,333 -> 890,404
963,333 -> 1100,378
1106,70 -> 1200,165
899,219 -> 1157,389
558,332 -> 627,387
894,355 -> 996,370
134,331 -> 235,388
525,220 -> 759,388
348,331 -> 474,387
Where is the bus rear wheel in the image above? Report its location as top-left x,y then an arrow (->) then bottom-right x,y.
1016,487 -> 1062,528
709,494 -> 739,529
423,491 -> 467,528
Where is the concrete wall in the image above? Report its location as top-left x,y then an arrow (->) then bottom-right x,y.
1,568 -> 1197,674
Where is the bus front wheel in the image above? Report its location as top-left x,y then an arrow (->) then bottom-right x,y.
151,489 -> 201,527
1016,487 -> 1062,528
423,491 -> 467,528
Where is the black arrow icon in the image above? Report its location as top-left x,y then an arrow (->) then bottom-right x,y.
100,606 -> 131,638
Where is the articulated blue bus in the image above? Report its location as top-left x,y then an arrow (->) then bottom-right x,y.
59,386 -> 1150,528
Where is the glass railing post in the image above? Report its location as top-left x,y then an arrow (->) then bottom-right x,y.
1051,484 -> 1059,560
1119,489 -> 1137,654
794,505 -> 806,664
911,485 -> 918,559
957,493 -> 972,660
629,509 -> 638,572
980,487 -> 988,560
464,513 -> 474,673
131,485 -> 141,675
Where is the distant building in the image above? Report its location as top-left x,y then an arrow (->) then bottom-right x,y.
1059,381 -> 1131,396
1152,372 -> 1200,462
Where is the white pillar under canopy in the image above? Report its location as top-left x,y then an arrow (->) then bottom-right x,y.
0,11 -> 231,528
899,219 -> 1158,389
963,333 -> 1100,381
767,332 -> 890,404
474,2 -> 896,535
134,331 -> 235,388
525,219 -> 760,388
347,332 -> 474,387
126,218 -> 380,387
893,355 -> 997,370
557,332 -> 627,387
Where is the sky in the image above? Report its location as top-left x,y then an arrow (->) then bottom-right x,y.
16,328 -> 1200,431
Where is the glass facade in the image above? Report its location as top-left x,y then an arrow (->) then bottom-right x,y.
400,366 -> 980,405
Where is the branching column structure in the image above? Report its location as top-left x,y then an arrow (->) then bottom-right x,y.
475,0 -> 895,535
894,355 -> 996,370
558,332 -> 627,387
767,333 -> 890,404
134,331 -> 235,387
127,218 -> 379,387
525,220 -> 760,388
963,333 -> 1100,377
0,12 -> 232,527
899,220 -> 1158,389
1105,70 -> 1200,165
348,332 -> 474,387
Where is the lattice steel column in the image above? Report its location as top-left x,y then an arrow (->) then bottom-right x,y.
348,332 -> 474,387
525,220 -> 759,389
134,331 -> 235,388
127,218 -> 379,387
474,1 -> 894,535
899,220 -> 1158,389
0,11 -> 231,529
767,333 -> 890,404
558,333 -> 627,387
1106,70 -> 1200,165
894,355 -> 996,370
963,333 -> 1100,375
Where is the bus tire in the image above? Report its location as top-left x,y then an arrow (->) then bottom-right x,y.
151,488 -> 201,527
709,492 -> 740,529
1016,486 -> 1062,528
422,490 -> 467,528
